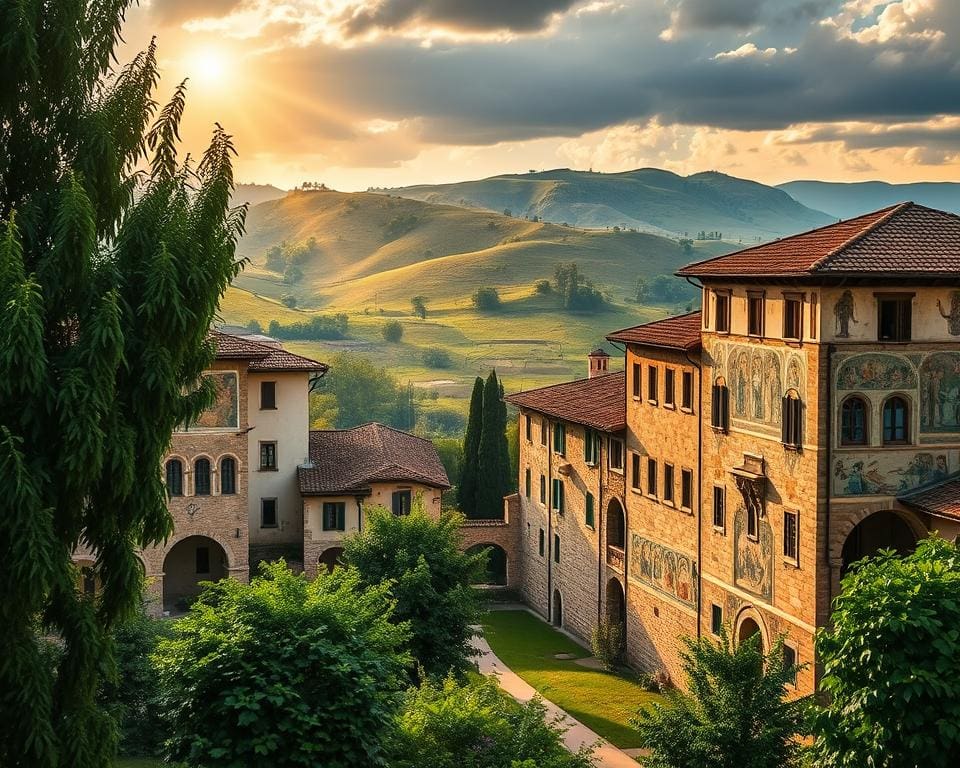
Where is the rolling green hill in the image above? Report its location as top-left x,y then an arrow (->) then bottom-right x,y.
379,168 -> 833,241
778,180 -> 960,219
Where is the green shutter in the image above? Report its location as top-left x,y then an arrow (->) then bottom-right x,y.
337,504 -> 345,531
586,492 -> 595,527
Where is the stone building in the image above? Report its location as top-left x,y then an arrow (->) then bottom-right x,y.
298,422 -> 450,577
506,202 -> 960,695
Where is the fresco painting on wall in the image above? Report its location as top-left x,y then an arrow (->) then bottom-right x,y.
836,354 -> 917,391
833,451 -> 955,496
920,353 -> 960,434
834,290 -> 857,338
733,510 -> 773,601
193,371 -> 239,429
714,343 -> 804,432
938,292 -> 960,336
630,533 -> 697,609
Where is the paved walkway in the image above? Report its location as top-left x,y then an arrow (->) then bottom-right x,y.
471,632 -> 640,768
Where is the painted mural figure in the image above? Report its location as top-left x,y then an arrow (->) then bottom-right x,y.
765,353 -> 782,425
834,290 -> 857,337
938,291 -> 960,336
751,354 -> 764,420
735,353 -> 748,416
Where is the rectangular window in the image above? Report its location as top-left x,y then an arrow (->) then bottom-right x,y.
525,468 -> 531,498
782,395 -> 803,449
810,294 -> 818,339
541,419 -> 549,446
553,423 -> 566,456
538,528 -> 545,557
586,492 -> 595,528
259,441 -> 278,471
648,366 -> 659,404
552,478 -> 565,514
632,362 -> 641,398
391,490 -> 412,516
712,486 -> 725,531
631,453 -> 642,491
681,468 -> 693,510
584,429 -> 599,465
715,291 -> 730,333
261,498 -> 278,528
663,463 -> 675,504
553,533 -> 561,563
711,384 -> 729,432
646,458 -> 658,497
711,604 -> 723,636
877,294 -> 913,342
196,546 -> 210,574
609,439 -> 625,472
525,414 -> 532,441
664,368 -> 676,407
260,380 -> 277,410
783,644 -> 798,684
783,294 -> 803,340
747,292 -> 765,336
681,370 -> 693,410
783,510 -> 799,563
540,474 -> 546,504
322,501 -> 346,531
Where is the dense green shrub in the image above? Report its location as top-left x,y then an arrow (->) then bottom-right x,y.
382,320 -> 404,343
591,620 -> 624,672
388,674 -> 594,768
154,563 -> 409,768
280,294 -> 297,308
343,504 -> 485,679
421,347 -> 451,368
814,537 -> 960,767
472,287 -> 501,311
267,314 -> 348,340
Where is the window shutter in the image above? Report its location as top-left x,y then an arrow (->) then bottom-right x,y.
711,386 -> 720,427
337,504 -> 345,531
782,396 -> 791,444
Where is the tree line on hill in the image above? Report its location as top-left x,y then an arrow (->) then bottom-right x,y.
263,237 -> 320,284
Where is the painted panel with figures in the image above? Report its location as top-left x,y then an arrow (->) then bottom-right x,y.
629,533 -> 697,609
833,450 -> 957,496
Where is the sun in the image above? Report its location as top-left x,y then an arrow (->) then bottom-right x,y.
187,47 -> 232,90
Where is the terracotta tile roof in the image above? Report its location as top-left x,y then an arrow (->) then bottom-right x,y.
898,476 -> 960,521
677,203 -> 960,279
505,371 -> 626,432
606,311 -> 702,350
211,330 -> 328,373
298,423 -> 450,495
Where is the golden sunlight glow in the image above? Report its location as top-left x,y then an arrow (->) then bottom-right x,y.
186,47 -> 233,91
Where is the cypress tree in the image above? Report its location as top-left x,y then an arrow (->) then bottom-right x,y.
476,370 -> 509,518
0,6 -> 245,766
458,376 -> 484,516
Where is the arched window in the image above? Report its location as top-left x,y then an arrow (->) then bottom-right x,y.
781,389 -> 803,449
165,459 -> 183,497
882,396 -> 909,445
840,396 -> 868,445
220,457 -> 237,495
194,458 -> 211,496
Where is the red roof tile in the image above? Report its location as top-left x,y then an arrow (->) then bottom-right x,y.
299,423 -> 450,495
677,203 -> 960,279
899,477 -> 960,521
505,371 -> 626,432
606,311 -> 702,350
211,330 -> 328,373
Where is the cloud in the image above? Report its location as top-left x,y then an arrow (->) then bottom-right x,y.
149,0 -> 246,24
337,0 -> 582,38
713,42 -> 796,59
661,0 -> 765,39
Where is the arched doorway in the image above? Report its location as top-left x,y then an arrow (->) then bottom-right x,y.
163,536 -> 227,613
738,617 -> 762,651
606,578 -> 626,627
318,547 -> 344,573
607,499 -> 625,548
552,589 -> 563,627
466,544 -> 508,586
841,510 -> 919,576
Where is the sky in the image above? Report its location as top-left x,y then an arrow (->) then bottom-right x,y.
120,0 -> 960,190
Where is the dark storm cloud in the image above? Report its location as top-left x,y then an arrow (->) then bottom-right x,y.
666,0 -> 766,32
339,0 -> 581,37
150,0 -> 244,24
782,124 -> 960,151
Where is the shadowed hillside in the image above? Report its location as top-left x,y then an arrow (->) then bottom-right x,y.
378,168 -> 833,240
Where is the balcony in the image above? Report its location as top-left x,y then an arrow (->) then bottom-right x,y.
606,544 -> 624,571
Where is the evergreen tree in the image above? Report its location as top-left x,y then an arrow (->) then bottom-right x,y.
0,6 -> 245,766
476,370 -> 509,518
458,377 -> 484,516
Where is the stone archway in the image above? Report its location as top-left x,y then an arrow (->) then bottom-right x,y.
607,498 -> 626,548
841,509 -> 919,576
734,609 -> 768,653
552,589 -> 563,627
318,547 -> 344,573
466,543 -> 508,586
162,535 -> 227,613
606,577 -> 626,627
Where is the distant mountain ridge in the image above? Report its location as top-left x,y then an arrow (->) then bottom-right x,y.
232,183 -> 287,207
378,168 -> 834,241
777,180 -> 960,220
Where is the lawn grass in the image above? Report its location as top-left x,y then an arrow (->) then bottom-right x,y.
482,609 -> 663,749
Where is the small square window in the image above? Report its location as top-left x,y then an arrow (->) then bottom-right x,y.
261,498 -> 278,528
663,463 -> 675,504
648,366 -> 659,404
391,490 -> 412,516
609,439 -> 625,472
631,453 -> 642,491
260,381 -> 277,410
646,458 -> 658,497
632,362 -> 642,398
681,371 -> 693,411
712,486 -> 725,531
877,295 -> 912,342
322,502 -> 346,531
681,468 -> 693,510
783,294 -> 803,340
711,603 -> 723,636
783,509 -> 799,563
259,441 -> 278,471
664,369 -> 676,408
748,292 -> 765,336
715,292 -> 730,333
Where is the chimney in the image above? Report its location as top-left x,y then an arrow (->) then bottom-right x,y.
587,348 -> 610,378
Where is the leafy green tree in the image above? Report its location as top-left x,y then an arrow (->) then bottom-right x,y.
388,674 -> 595,768
246,319 -> 264,333
264,243 -> 285,272
635,277 -> 649,303
813,537 -> 960,767
458,377 -> 484,515
314,353 -> 416,429
382,319 -> 404,343
156,563 -> 409,768
281,293 -> 297,308
472,287 -> 501,311
283,262 -> 304,284
476,371 -> 510,518
342,504 -> 484,680
421,347 -> 451,368
633,631 -> 806,768
0,8 -> 243,766
411,295 -> 427,319
433,438 -> 463,490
